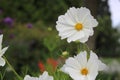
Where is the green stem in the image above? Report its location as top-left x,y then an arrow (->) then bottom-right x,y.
84,43 -> 90,53
3,56 -> 23,80
77,43 -> 81,53
77,43 -> 91,59
83,43 -> 90,59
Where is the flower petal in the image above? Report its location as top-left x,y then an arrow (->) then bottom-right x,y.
0,57 -> 5,66
83,28 -> 94,36
39,71 -> 53,80
98,60 -> 107,71
77,7 -> 90,23
89,51 -> 107,71
59,30 -> 76,39
67,31 -> 85,42
24,75 -> 38,80
56,24 -> 73,32
64,67 -> 84,80
24,71 -> 53,80
74,51 -> 87,68
66,7 -> 78,23
65,57 -> 81,69
83,15 -> 98,28
78,35 -> 89,43
87,53 -> 99,80
0,47 -> 8,57
56,15 -> 75,26
0,34 -> 3,49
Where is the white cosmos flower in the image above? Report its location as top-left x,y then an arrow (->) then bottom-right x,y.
0,34 -> 8,66
61,51 -> 107,80
56,7 -> 98,43
24,71 -> 53,80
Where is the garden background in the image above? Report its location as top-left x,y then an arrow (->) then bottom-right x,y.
0,0 -> 120,80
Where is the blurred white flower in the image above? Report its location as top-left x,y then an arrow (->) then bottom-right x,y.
61,51 -> 107,80
104,60 -> 120,74
0,34 -> 8,66
56,7 -> 98,43
24,71 -> 53,80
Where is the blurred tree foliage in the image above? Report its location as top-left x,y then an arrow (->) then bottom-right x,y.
0,0 -> 68,23
95,0 -> 120,56
96,15 -> 120,57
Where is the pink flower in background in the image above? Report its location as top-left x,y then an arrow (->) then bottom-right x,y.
26,23 -> 33,29
38,61 -> 45,72
47,58 -> 58,70
3,17 -> 14,27
38,58 -> 58,72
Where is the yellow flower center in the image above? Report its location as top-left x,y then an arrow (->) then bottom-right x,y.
75,23 -> 83,31
81,68 -> 88,75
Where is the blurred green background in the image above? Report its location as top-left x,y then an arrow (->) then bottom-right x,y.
0,0 -> 120,80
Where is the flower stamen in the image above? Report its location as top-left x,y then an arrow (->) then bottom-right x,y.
81,68 -> 88,75
75,23 -> 83,31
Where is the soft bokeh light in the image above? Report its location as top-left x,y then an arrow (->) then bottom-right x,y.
108,0 -> 120,27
